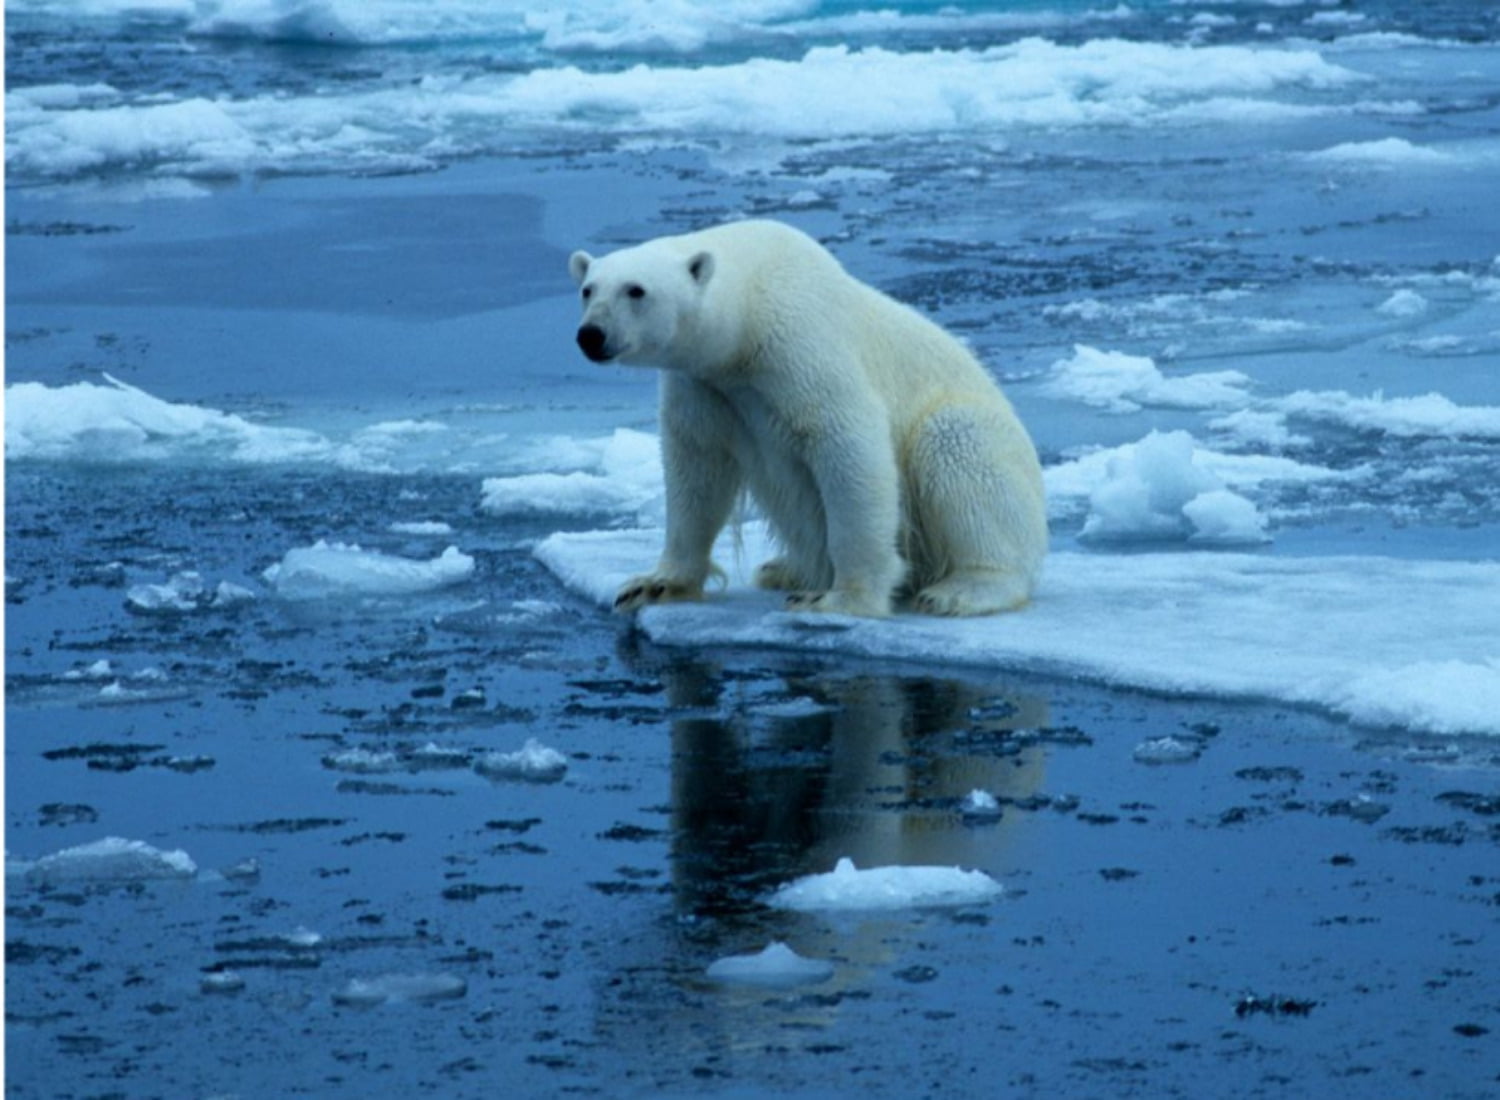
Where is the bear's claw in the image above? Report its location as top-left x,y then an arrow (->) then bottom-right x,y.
614,575 -> 702,613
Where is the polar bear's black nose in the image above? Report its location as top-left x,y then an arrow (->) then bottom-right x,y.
577,324 -> 609,362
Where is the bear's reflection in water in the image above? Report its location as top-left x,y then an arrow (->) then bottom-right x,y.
595,647 -> 1051,1075
638,647 -> 1049,916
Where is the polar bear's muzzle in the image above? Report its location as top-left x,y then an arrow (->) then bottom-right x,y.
576,323 -> 613,363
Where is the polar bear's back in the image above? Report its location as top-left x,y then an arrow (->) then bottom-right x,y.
675,220 -> 1001,407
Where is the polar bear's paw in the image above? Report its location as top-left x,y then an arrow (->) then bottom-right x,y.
754,558 -> 806,591
614,574 -> 704,613
785,589 -> 890,618
914,570 -> 1031,617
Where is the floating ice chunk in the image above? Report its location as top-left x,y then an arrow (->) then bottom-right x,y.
388,521 -> 455,536
960,789 -> 1003,820
126,571 -> 207,613
331,972 -> 467,1007
64,659 -> 116,681
1079,430 -> 1269,545
1044,345 -> 1253,413
322,748 -> 400,774
706,942 -> 835,988
408,742 -> 473,769
768,857 -> 1003,912
1307,137 -> 1455,168
1275,389 -> 1500,440
200,971 -> 246,995
284,927 -> 323,948
1132,736 -> 1204,765
1377,289 -> 1428,318
263,541 -> 474,599
474,738 -> 568,783
22,837 -> 197,887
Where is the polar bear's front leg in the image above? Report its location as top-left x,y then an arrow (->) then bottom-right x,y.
782,411 -> 905,618
615,376 -> 742,614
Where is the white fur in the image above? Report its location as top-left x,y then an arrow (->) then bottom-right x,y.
569,220 -> 1046,617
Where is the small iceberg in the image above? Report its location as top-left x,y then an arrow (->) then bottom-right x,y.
706,942 -> 835,988
768,857 -> 1003,912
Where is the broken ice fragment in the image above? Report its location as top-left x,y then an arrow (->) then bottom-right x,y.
22,836 -> 197,886
1133,736 -> 1203,765
474,738 -> 567,783
706,942 -> 835,988
768,857 -> 1003,912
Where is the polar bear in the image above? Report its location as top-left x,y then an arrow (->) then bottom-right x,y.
569,219 -> 1046,618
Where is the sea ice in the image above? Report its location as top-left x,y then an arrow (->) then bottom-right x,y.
1076,430 -> 1270,545
960,789 -> 1003,820
4,374 -> 332,464
1132,736 -> 1204,765
388,520 -> 455,536
1043,345 -> 1253,413
535,524 -> 1500,737
262,541 -> 474,599
1377,289 -> 1429,318
767,857 -> 1004,912
19,837 -> 197,887
474,738 -> 568,783
706,942 -> 835,988
200,971 -> 246,995
322,748 -> 400,774
479,428 -> 663,521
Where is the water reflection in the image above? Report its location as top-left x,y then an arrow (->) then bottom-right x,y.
597,645 -> 1054,1076
656,656 -> 1050,920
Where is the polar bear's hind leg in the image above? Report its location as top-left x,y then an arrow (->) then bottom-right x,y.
906,403 -> 1046,617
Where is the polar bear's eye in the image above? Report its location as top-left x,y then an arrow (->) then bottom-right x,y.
626,284 -> 646,300
581,286 -> 593,300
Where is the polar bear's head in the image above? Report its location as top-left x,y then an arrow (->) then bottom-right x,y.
569,243 -> 715,367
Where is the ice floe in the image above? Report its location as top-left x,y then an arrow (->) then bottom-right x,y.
768,857 -> 1004,912
536,523 -> 1500,737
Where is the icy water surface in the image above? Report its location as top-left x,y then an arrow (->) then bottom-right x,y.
7,1 -> 1500,1097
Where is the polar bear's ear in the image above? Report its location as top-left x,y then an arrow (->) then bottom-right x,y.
569,251 -> 593,287
688,251 -> 715,288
